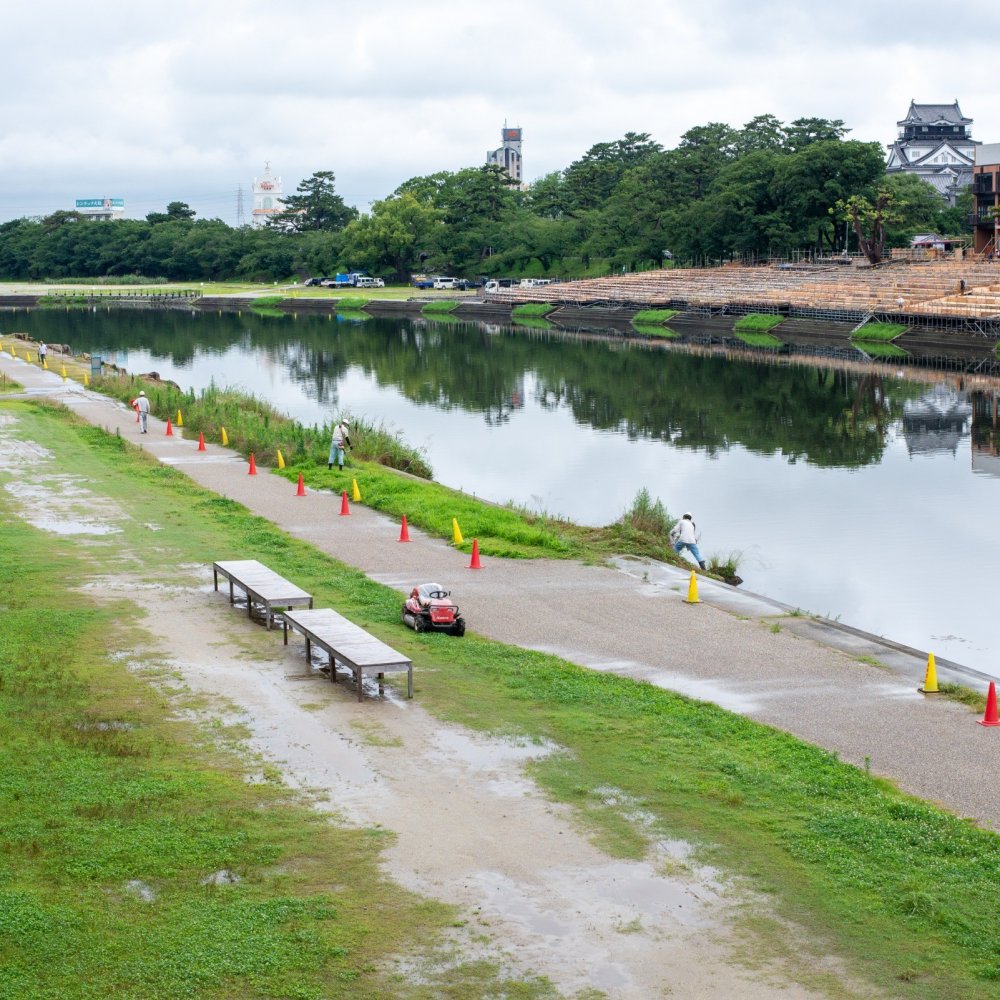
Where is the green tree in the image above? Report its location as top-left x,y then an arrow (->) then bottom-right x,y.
734,114 -> 787,156
341,193 -> 442,278
834,189 -> 904,264
274,171 -> 357,232
784,118 -> 850,152
562,132 -> 663,213
146,201 -> 196,225
773,140 -> 885,251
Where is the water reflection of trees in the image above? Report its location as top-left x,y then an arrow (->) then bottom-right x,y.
17,309 -> 918,468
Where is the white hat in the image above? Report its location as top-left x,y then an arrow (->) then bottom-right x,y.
342,419 -> 349,426
139,390 -> 146,396
682,512 -> 692,518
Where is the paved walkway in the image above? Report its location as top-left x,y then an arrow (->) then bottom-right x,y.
4,349 -> 1000,830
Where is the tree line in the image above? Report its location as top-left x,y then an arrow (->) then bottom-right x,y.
0,115 -> 970,283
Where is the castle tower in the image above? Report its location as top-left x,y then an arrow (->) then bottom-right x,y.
885,101 -> 978,204
251,163 -> 285,226
487,125 -> 523,183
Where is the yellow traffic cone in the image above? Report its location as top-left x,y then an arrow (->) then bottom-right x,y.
43,359 -> 48,370
684,570 -> 701,604
176,409 -> 183,427
352,478 -> 361,502
452,517 -> 464,545
60,364 -> 67,382
220,427 -> 229,446
276,449 -> 285,470
919,652 -> 940,693
83,372 -> 89,387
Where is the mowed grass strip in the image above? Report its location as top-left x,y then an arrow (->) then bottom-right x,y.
5,400 -> 1000,997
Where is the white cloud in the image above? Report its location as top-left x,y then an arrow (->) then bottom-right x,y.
3,0 -> 1000,223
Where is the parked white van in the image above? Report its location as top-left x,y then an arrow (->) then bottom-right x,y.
519,278 -> 553,288
354,276 -> 384,288
433,277 -> 458,290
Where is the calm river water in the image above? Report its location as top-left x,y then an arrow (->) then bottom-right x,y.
14,307 -> 1000,675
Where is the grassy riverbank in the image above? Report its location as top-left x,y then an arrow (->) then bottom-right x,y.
3,400 -> 1000,998
87,371 -> 704,568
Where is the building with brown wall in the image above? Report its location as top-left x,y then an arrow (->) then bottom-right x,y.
972,142 -> 1000,255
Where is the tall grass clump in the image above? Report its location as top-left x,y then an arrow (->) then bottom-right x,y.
631,309 -> 678,324
851,322 -> 906,342
334,296 -> 369,311
511,303 -> 556,318
605,489 -> 679,561
89,375 -> 433,478
734,313 -> 784,332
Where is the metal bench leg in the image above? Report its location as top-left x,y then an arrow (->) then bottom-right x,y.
407,666 -> 413,699
357,668 -> 364,702
378,672 -> 385,697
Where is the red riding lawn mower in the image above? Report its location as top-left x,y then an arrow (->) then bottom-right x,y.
401,583 -> 466,636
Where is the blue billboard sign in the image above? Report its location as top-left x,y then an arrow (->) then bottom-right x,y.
75,198 -> 125,208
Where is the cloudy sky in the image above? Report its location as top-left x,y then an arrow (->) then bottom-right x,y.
2,0 -> 993,225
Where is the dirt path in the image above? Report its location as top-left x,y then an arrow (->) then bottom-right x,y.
0,387 -> 864,996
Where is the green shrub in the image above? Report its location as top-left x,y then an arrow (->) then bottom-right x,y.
422,300 -> 459,314
631,309 -> 678,324
511,303 -> 556,318
734,313 -> 784,332
851,322 -> 906,342
334,296 -> 369,311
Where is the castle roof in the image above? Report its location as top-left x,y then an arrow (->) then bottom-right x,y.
897,100 -> 972,128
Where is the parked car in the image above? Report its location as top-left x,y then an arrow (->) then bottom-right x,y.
411,274 -> 435,289
354,276 -> 384,288
304,277 -> 323,286
433,277 -> 458,290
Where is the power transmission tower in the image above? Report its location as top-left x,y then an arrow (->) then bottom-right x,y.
236,186 -> 245,227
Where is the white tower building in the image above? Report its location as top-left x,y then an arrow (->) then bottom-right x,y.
487,125 -> 523,183
251,163 -> 285,226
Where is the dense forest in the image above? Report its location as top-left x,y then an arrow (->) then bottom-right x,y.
0,115 -> 970,283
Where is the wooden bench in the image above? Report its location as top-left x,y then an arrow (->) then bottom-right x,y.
282,608 -> 413,701
212,559 -> 313,630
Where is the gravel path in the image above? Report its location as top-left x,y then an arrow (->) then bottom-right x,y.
6,352 -> 1000,837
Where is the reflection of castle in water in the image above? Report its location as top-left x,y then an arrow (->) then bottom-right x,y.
901,384 -> 971,456
970,389 -> 1000,477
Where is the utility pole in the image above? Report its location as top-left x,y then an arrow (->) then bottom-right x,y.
236,186 -> 245,228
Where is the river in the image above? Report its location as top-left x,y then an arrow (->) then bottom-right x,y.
11,306 -> 1000,675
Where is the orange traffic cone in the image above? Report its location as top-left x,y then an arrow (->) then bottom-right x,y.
468,538 -> 482,569
399,515 -> 411,542
248,453 -> 257,475
197,431 -> 206,451
979,682 -> 1000,727
339,490 -> 350,515
165,419 -> 173,437
295,473 -> 306,496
